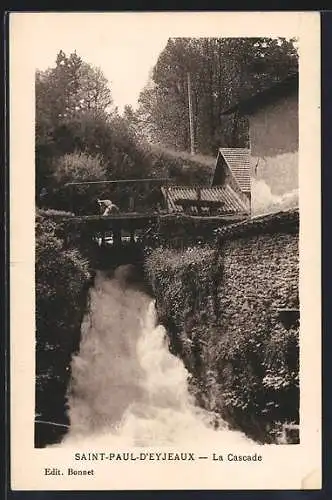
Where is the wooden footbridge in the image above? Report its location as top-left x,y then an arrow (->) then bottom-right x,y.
57,178 -> 249,248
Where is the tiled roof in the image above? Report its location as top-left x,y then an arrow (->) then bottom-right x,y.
161,185 -> 249,215
216,207 -> 299,241
219,148 -> 251,192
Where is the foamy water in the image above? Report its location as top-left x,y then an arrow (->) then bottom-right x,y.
59,267 -> 253,448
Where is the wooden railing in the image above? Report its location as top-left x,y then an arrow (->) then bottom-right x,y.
64,178 -> 171,216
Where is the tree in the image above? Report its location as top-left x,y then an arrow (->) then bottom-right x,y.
35,51 -> 113,191
78,62 -> 113,115
36,51 -> 151,203
135,37 -> 298,155
36,51 -> 112,123
123,104 -> 136,123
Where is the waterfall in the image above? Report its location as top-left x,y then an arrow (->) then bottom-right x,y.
60,266 -> 252,448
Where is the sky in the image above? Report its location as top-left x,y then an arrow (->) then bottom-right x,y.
12,12 -> 306,114
17,14 -> 170,113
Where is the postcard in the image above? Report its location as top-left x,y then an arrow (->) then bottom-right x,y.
9,11 -> 321,490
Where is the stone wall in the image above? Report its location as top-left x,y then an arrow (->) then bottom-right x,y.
145,209 -> 300,443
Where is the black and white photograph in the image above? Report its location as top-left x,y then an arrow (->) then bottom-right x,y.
10,12 -> 321,490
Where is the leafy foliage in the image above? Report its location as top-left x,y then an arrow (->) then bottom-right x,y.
35,210 -> 91,440
145,231 -> 299,443
134,37 -> 298,154
36,210 -> 90,338
146,145 -> 215,185
36,42 -> 298,212
35,51 -> 151,203
36,50 -> 112,122
52,151 -> 106,184
42,151 -> 107,214
145,246 -> 221,375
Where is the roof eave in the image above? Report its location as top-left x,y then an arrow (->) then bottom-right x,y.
221,72 -> 299,116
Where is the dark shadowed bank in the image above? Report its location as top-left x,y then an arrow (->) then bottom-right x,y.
144,208 -> 300,444
35,210 -> 91,446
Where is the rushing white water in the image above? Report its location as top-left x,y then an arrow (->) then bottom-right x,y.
60,266 -> 253,448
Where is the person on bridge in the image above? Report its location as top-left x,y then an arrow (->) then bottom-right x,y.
97,198 -> 120,216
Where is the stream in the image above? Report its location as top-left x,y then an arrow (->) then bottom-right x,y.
60,265 -> 253,448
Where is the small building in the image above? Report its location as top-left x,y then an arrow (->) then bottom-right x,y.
157,147 -> 251,221
159,147 -> 251,220
161,184 -> 249,219
222,72 -> 299,216
211,147 -> 251,204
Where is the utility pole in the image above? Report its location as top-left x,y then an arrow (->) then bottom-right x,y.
187,72 -> 195,155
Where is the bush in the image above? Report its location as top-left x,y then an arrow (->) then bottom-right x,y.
42,152 -> 107,214
145,245 -> 220,386
145,234 -> 299,443
148,145 -> 214,185
35,210 -> 91,445
52,151 -> 106,184
36,109 -> 153,210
